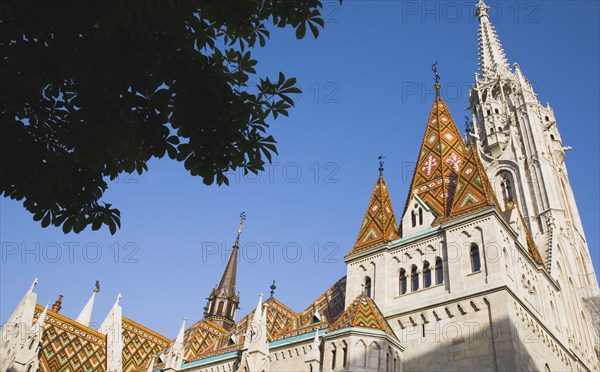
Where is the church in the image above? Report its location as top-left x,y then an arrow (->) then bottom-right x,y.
2,1 -> 599,371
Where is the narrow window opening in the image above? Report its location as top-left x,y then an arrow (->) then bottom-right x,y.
331,348 -> 336,370
423,261 -> 432,288
364,277 -> 372,298
470,244 -> 481,272
494,108 -> 499,114
399,269 -> 407,295
418,207 -> 423,225
435,257 -> 444,285
411,266 -> 419,291
411,210 -> 416,228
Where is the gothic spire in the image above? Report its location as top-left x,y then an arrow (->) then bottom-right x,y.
204,213 -> 245,329
476,0 -> 510,75
347,160 -> 398,256
216,213 -> 245,295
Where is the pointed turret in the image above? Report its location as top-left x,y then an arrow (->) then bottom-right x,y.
204,212 -> 246,330
75,280 -> 100,327
99,293 -> 123,372
347,158 -> 398,256
476,0 -> 510,75
165,318 -> 187,370
403,88 -> 466,221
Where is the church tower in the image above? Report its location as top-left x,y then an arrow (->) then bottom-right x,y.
468,0 -> 597,295
203,213 -> 245,330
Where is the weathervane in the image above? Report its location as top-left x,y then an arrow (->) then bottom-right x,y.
234,212 -> 246,246
270,280 -> 276,298
93,280 -> 100,293
432,61 -> 441,98
378,155 -> 385,177
432,61 -> 441,85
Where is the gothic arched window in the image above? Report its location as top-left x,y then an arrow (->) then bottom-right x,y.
423,261 -> 432,288
435,257 -> 444,285
399,269 -> 407,295
411,265 -> 419,291
364,277 -> 372,298
470,244 -> 481,272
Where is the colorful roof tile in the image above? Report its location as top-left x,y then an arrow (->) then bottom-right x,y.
348,176 -> 398,256
122,317 -> 170,372
327,294 -> 397,340
34,305 -> 107,372
183,320 -> 227,361
404,96 -> 466,220
449,143 -> 501,218
297,276 -> 346,328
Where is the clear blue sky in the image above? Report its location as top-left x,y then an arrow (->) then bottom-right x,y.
2,1 -> 598,339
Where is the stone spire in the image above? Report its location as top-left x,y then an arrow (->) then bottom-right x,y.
346,158 -> 398,256
75,280 -> 100,327
99,294 -> 123,372
204,213 -> 245,330
165,318 -> 187,370
476,0 -> 510,75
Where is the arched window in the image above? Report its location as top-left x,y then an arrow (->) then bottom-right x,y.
411,210 -> 417,227
470,244 -> 481,272
216,301 -> 224,315
418,208 -> 423,225
435,257 -> 443,285
399,269 -> 407,295
341,342 -> 348,368
411,265 -> 419,291
500,173 -> 513,203
364,277 -> 372,298
423,261 -> 432,288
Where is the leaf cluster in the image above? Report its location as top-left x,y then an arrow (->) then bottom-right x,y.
0,0 -> 341,234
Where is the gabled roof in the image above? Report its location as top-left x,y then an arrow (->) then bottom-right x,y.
182,320 -> 227,361
34,304 -> 107,372
347,176 -> 398,256
122,316 -> 170,372
404,96 -> 466,221
327,294 -> 397,340
449,142 -> 501,218
297,276 -> 347,328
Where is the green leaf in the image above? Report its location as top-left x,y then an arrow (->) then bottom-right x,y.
295,22 -> 307,39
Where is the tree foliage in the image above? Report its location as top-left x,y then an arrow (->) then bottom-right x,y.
0,0 -> 340,234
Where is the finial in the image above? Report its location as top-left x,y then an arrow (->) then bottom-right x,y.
269,280 -> 276,298
378,155 -> 385,178
234,212 -> 247,246
52,294 -> 63,313
93,280 -> 100,293
115,293 -> 122,306
432,61 -> 441,97
29,277 -> 39,292
475,0 -> 490,19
